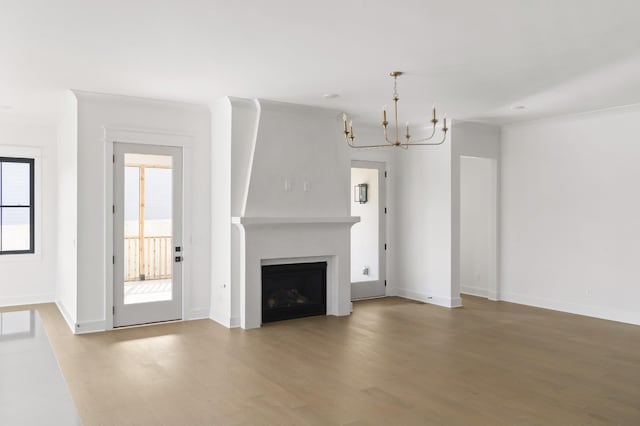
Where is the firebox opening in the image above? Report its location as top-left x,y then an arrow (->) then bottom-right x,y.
261,262 -> 327,323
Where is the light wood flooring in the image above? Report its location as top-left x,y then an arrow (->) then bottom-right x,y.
4,296 -> 640,425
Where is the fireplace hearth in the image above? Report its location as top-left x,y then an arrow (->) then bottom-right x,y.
261,262 -> 327,323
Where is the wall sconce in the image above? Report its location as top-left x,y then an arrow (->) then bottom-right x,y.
354,183 -> 368,204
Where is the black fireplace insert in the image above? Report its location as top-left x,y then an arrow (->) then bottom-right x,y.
261,262 -> 327,323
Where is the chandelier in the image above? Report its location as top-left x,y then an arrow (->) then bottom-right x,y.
342,71 -> 448,149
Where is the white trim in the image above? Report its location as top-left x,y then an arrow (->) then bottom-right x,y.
461,285 -> 489,298
55,301 -> 76,333
0,293 -> 54,306
103,126 -> 194,331
232,216 -> 360,225
209,312 -> 241,328
502,100 -> 640,130
188,308 -> 210,320
74,319 -> 106,334
500,291 -> 640,326
209,311 -> 230,327
350,160 -> 387,300
396,288 -> 463,308
229,316 -> 241,328
257,98 -> 341,118
103,126 -> 193,148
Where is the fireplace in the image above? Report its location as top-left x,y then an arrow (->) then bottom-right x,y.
261,262 -> 327,323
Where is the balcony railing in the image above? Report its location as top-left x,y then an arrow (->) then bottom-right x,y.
124,236 -> 172,282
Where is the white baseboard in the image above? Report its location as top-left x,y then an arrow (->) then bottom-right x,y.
55,300 -> 76,334
229,316 -> 240,328
500,291 -> 640,326
74,319 -> 106,334
0,293 -> 54,307
396,288 -> 463,308
209,311 -> 241,329
187,307 -> 210,320
460,285 -> 489,298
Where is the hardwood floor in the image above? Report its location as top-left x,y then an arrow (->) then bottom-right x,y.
5,296 -> 640,425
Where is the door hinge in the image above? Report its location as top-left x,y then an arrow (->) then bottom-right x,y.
112,306 -> 115,315
113,154 -> 115,163
112,255 -> 115,264
112,205 -> 115,214
384,243 -> 387,250
384,207 -> 387,214
384,171 -> 388,178
384,280 -> 387,287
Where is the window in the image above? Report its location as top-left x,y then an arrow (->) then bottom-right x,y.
0,157 -> 35,254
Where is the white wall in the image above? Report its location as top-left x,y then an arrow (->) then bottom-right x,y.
55,92 -> 78,327
460,156 -> 493,297
0,119 -> 58,306
393,127 -> 455,307
244,101 -> 349,218
209,98 -> 233,327
501,105 -> 640,325
351,167 -> 379,282
67,92 -> 211,332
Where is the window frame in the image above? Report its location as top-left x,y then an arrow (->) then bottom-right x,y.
0,157 -> 35,255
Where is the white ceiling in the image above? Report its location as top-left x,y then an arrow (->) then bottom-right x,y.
1,0 -> 640,126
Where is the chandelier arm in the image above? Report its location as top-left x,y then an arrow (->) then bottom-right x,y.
408,124 -> 437,144
404,130 -> 448,146
382,125 -> 396,145
347,139 -> 402,149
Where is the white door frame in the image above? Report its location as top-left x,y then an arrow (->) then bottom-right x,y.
103,127 -> 193,330
350,160 -> 387,300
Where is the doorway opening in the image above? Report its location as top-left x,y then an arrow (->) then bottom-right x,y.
459,156 -> 497,299
350,161 -> 386,300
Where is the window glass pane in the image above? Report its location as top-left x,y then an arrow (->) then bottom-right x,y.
1,207 -> 31,251
124,166 -> 140,237
1,162 -> 31,206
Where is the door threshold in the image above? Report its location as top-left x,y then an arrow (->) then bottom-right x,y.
113,318 -> 182,330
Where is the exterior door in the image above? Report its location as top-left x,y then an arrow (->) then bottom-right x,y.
113,143 -> 183,327
351,161 -> 387,300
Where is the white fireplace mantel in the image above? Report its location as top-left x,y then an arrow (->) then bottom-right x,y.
231,216 -> 360,226
231,216 -> 360,329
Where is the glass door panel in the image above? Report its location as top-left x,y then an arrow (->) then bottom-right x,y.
113,144 -> 182,327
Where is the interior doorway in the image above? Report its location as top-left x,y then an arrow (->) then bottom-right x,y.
350,160 -> 386,300
459,156 -> 497,299
113,143 -> 183,327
